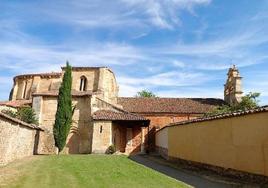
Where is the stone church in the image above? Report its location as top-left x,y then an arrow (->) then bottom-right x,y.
0,65 -> 242,155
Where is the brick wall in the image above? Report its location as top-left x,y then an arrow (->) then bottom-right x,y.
142,113 -> 201,151
126,126 -> 142,154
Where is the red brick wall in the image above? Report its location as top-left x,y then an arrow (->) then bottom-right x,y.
140,113 -> 202,151
130,126 -> 142,154
113,124 -> 142,154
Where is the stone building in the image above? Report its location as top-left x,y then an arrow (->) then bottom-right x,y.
0,65 -> 242,154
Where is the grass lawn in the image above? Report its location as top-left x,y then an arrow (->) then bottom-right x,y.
0,155 -> 189,188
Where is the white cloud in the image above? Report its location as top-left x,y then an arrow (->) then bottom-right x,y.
155,87 -> 223,99
118,71 -> 210,89
0,42 -> 146,74
2,0 -> 211,30
172,60 -> 186,68
120,0 -> 211,29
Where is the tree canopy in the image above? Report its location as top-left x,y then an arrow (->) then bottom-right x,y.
135,90 -> 157,98
207,92 -> 261,116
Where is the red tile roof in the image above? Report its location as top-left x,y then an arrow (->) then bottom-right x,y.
93,110 -> 149,121
118,97 -> 226,114
158,105 -> 268,131
0,100 -> 32,108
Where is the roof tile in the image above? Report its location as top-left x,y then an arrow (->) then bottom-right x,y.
0,99 -> 32,108
93,110 -> 149,121
118,97 -> 226,114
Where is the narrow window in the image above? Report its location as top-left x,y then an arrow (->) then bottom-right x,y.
22,81 -> 28,99
100,125 -> 103,133
79,76 -> 87,91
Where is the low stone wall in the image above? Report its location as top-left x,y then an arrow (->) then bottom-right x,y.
0,112 -> 42,166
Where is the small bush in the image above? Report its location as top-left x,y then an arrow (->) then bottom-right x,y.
1,109 -> 17,118
1,107 -> 38,124
17,107 -> 38,124
106,145 -> 116,154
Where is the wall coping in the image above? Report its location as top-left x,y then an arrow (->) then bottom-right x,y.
157,105 -> 268,132
32,90 -> 93,97
14,72 -> 61,80
0,112 -> 43,130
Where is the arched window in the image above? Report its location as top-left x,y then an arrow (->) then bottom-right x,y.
79,76 -> 87,91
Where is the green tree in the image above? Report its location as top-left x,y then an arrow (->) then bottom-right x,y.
136,90 -> 157,98
207,92 -> 261,116
1,107 -> 38,124
17,107 -> 38,124
53,62 -> 73,153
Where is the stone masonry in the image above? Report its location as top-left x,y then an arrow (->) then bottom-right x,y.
0,112 -> 42,166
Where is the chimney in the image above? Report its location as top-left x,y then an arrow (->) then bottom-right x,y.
224,65 -> 243,105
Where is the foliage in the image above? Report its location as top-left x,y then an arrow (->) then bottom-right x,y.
1,107 -> 38,124
53,62 -> 73,153
1,109 -> 17,118
105,145 -> 116,154
207,92 -> 261,116
136,90 -> 157,98
237,92 -> 260,110
17,107 -> 38,124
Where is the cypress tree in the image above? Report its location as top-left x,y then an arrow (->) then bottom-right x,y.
53,62 -> 72,153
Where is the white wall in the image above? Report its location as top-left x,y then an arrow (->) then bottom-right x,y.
155,127 -> 168,149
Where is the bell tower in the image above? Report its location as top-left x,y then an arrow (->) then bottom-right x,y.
224,65 -> 243,105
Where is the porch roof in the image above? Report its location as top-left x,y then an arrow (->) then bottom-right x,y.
93,110 -> 149,122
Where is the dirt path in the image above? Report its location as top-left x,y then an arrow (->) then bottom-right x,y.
129,155 -> 256,188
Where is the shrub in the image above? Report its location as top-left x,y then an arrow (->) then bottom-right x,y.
1,109 -> 17,118
1,107 -> 38,124
106,145 -> 116,154
17,107 -> 38,124
206,92 -> 261,116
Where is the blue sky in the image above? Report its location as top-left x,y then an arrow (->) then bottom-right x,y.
1,0 -> 268,105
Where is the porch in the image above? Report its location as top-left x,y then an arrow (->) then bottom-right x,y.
92,110 -> 150,154
112,120 -> 149,154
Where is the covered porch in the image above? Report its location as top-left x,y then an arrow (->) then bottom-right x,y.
92,110 -> 150,155
112,120 -> 149,154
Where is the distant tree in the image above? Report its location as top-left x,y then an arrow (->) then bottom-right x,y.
207,92 -> 261,116
53,62 -> 73,153
237,92 -> 260,110
136,90 -> 157,98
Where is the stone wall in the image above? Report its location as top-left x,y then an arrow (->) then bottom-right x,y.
33,95 -> 92,154
11,67 -> 119,106
12,75 -> 61,101
0,113 -> 40,166
92,121 -> 112,153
